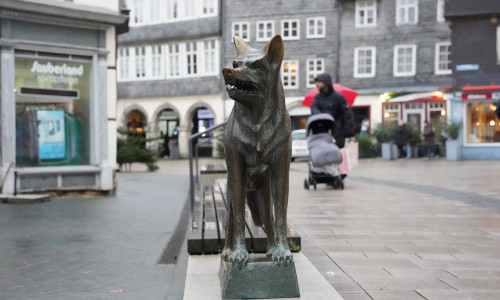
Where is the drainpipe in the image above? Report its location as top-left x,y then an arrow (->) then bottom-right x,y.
334,0 -> 342,83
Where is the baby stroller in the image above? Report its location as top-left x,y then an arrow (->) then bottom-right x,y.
303,113 -> 344,190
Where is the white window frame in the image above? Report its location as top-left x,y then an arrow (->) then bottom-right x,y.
256,20 -> 275,42
185,41 -> 198,76
165,0 -> 179,21
130,0 -> 146,25
436,0 -> 445,22
232,22 -> 250,42
435,42 -> 452,75
201,39 -> 219,75
307,17 -> 326,38
282,60 -> 299,89
354,46 -> 376,78
151,45 -> 164,79
281,19 -> 300,40
393,44 -> 417,77
134,46 -> 147,79
201,0 -> 217,16
166,43 -> 181,78
306,58 -> 325,88
118,48 -> 132,81
355,0 -> 377,27
396,0 -> 418,25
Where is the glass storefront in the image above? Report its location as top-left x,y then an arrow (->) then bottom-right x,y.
465,101 -> 500,144
15,56 -> 91,167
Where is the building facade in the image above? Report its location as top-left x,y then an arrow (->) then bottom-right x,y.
445,0 -> 500,159
118,0 -> 454,158
0,0 -> 128,194
116,0 -> 223,158
338,0 -> 452,134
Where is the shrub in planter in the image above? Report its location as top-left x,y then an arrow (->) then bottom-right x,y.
117,127 -> 159,172
354,133 -> 374,158
372,123 -> 396,144
445,121 -> 461,140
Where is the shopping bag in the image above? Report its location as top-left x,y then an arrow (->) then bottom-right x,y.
346,141 -> 358,171
338,148 -> 348,175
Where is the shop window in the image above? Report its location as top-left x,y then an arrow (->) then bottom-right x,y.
15,56 -> 91,167
466,102 -> 500,144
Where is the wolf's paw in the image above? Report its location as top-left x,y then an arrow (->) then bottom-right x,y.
267,244 -> 293,266
220,247 -> 231,260
227,245 -> 248,269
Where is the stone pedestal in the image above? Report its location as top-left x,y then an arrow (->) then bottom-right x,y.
219,255 -> 300,299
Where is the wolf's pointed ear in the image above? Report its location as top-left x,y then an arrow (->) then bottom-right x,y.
233,36 -> 249,56
264,35 -> 284,67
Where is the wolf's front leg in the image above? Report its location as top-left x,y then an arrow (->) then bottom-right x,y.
269,152 -> 292,266
223,154 -> 248,269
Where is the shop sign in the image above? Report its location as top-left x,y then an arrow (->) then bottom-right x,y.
462,93 -> 491,100
456,64 -> 479,71
462,93 -> 500,100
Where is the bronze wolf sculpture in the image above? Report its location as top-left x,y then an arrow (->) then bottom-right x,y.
222,35 -> 292,268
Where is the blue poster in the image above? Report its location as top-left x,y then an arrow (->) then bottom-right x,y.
36,110 -> 66,160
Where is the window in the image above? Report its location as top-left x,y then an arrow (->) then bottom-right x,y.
355,0 -> 377,27
149,0 -> 163,23
282,19 -> 300,40
118,48 -> 131,81
183,0 -> 197,19
282,60 -> 299,89
185,42 -> 198,75
166,0 -> 179,21
232,22 -> 250,42
128,0 -> 217,26
151,45 -> 163,78
354,47 -> 376,78
131,0 -> 145,25
167,43 -> 181,77
396,0 -> 418,25
437,0 -> 445,22
202,39 -> 218,75
383,103 -> 400,126
307,17 -> 325,38
135,46 -> 147,78
435,42 -> 451,75
466,102 -> 500,144
202,0 -> 217,16
393,44 -> 416,76
256,21 -> 274,42
306,59 -> 324,88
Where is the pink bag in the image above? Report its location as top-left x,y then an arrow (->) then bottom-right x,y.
339,142 -> 358,175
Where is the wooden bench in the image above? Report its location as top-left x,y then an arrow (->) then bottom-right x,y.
187,178 -> 301,255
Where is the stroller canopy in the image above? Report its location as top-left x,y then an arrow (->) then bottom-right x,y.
306,113 -> 335,136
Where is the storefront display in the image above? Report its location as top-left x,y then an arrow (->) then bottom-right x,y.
14,56 -> 91,167
465,101 -> 500,144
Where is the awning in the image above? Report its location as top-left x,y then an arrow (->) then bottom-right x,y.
389,92 -> 446,103
461,83 -> 500,100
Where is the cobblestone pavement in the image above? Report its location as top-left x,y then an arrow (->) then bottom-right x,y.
288,158 -> 500,300
2,158 -> 500,299
0,159 -> 191,300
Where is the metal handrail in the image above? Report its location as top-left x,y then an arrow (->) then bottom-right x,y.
188,122 -> 227,215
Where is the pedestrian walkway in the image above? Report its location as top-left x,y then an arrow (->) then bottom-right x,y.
289,158 -> 500,299
1,157 -> 500,299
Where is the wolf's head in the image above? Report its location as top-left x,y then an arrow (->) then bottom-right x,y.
223,35 -> 284,106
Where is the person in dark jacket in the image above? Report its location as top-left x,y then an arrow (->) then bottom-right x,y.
394,120 -> 408,159
310,73 -> 354,149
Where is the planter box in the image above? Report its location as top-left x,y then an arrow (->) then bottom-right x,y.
446,139 -> 460,161
381,142 -> 397,160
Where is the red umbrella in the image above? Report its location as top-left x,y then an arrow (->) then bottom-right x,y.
302,84 -> 358,107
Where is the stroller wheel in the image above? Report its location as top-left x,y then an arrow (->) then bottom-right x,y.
304,178 -> 309,190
